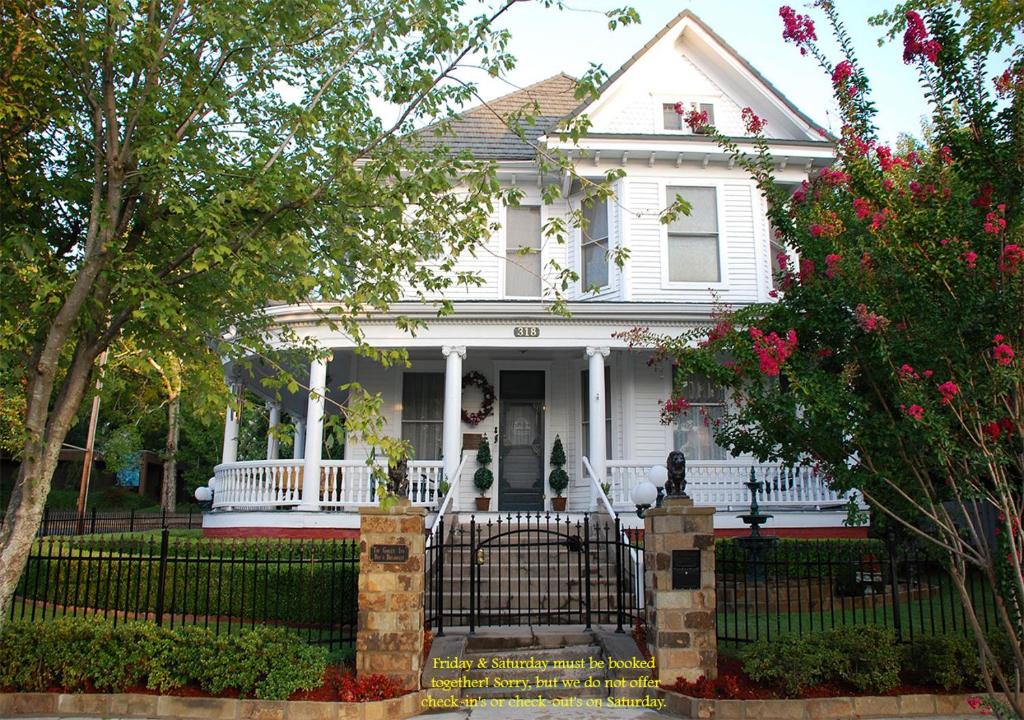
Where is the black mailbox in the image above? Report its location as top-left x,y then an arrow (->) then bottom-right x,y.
672,549 -> 701,590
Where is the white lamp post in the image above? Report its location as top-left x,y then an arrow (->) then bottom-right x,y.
631,479 -> 658,518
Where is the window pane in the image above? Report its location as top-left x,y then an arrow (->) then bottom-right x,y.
700,103 -> 715,127
678,374 -> 724,404
662,104 -> 682,130
582,198 -> 608,242
666,186 -> 718,234
401,373 -> 444,460
668,235 -> 719,282
582,240 -> 608,289
506,206 -> 541,297
673,405 -> 727,461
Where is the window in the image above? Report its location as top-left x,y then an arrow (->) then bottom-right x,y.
672,374 -> 728,461
505,206 -> 542,297
666,186 -> 720,282
581,197 -> 609,289
662,103 -> 682,130
581,368 -> 612,460
401,373 -> 444,461
696,102 -> 715,131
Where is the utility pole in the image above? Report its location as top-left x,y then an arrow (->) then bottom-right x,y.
76,351 -> 108,515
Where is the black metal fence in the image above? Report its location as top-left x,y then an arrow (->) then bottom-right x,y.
425,513 -> 644,634
32,508 -> 199,536
716,539 -> 998,645
9,530 -> 358,648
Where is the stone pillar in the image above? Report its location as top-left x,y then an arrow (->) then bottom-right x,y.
644,496 -> 717,684
292,419 -> 305,460
441,345 -> 465,488
265,401 -> 281,460
357,500 -> 426,692
586,346 -> 609,485
220,382 -> 242,464
298,355 -> 330,511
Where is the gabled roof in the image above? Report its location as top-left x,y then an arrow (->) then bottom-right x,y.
419,11 -> 827,160
419,73 -> 581,160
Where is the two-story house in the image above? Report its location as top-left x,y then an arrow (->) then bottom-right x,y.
200,10 -> 860,539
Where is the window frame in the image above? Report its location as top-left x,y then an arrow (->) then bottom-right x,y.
671,373 -> 729,462
399,372 -> 445,461
502,203 -> 544,299
656,97 -> 717,134
579,195 -> 611,292
660,180 -> 729,289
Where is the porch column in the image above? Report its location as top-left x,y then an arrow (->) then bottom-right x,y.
293,419 -> 306,460
298,354 -> 331,511
586,347 -> 609,488
441,345 -> 466,489
266,401 -> 281,460
220,382 -> 242,464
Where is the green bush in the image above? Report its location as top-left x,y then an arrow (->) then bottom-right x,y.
904,635 -> 980,690
0,617 -> 326,700
741,627 -> 900,696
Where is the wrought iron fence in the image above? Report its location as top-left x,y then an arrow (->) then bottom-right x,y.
716,538 -> 998,645
425,513 -> 644,634
8,530 -> 358,648
1,508 -> 200,536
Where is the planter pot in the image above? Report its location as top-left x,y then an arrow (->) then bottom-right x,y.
551,496 -> 567,512
475,497 -> 491,512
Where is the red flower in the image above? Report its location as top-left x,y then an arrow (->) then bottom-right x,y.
993,336 -> 1015,366
870,209 -> 891,231
685,109 -> 710,132
780,6 -> 817,54
749,327 -> 798,377
938,145 -> 953,164
855,304 -> 888,333
983,206 -> 1007,235
741,107 -> 767,134
982,422 -> 1001,441
898,363 -> 919,380
853,197 -> 873,220
799,258 -> 816,282
903,11 -> 941,64
937,380 -> 960,404
998,417 -> 1014,433
825,253 -> 841,278
962,250 -> 978,268
970,184 -> 993,209
904,404 -> 925,421
923,369 -> 934,378
1000,245 -> 1023,274
832,60 -> 854,86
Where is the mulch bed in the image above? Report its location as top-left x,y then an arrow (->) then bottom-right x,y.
665,656 -> 968,700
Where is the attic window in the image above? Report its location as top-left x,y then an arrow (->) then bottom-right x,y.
662,104 -> 683,131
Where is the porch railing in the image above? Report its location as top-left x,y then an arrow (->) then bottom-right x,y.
211,459 -> 443,510
605,460 -> 848,511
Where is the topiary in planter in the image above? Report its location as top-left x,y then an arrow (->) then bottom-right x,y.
474,436 -> 493,494
548,467 -> 569,497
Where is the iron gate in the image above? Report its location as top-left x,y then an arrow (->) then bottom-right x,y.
425,512 -> 644,634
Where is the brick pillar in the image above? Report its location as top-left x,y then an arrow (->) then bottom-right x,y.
644,496 -> 717,684
357,499 -> 426,691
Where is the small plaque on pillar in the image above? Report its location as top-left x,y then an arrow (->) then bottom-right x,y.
462,433 -> 482,450
370,544 -> 409,563
672,549 -> 701,590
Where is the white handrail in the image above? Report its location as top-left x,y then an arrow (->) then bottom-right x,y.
428,454 -> 469,545
582,455 -> 616,519
583,455 -> 644,607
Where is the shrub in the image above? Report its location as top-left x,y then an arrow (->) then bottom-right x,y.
904,635 -> 981,690
828,626 -> 900,694
0,617 -> 327,700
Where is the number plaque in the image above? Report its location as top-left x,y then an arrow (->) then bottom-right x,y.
513,326 -> 540,338
370,544 -> 409,563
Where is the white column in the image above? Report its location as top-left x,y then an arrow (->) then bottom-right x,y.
292,419 -> 306,460
298,355 -> 331,511
586,347 -> 609,489
441,345 -> 466,492
265,401 -> 281,460
220,382 -> 242,464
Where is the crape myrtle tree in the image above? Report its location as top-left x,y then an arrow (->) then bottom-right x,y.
0,0 -> 638,621
627,2 -> 1023,714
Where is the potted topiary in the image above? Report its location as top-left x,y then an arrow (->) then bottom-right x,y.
548,435 -> 569,512
473,435 -> 493,511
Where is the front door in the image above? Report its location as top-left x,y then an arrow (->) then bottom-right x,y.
498,371 -> 545,511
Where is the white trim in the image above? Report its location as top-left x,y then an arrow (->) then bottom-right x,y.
660,179 -> 729,290
501,202 -> 545,300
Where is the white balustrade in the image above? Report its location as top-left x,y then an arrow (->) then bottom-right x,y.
605,461 -> 847,511
212,459 -> 445,510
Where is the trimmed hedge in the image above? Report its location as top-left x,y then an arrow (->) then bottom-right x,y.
16,538 -> 357,625
0,617 -> 326,699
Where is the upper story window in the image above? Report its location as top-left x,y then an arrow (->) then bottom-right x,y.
505,206 -> 542,297
662,102 -> 715,132
666,186 -> 720,283
581,197 -> 609,290
401,373 -> 444,460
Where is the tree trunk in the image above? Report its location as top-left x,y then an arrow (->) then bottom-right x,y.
161,394 -> 180,513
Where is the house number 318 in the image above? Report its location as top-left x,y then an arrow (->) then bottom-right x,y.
513,326 -> 540,338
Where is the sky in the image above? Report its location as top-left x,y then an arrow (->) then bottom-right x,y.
455,0 -> 937,144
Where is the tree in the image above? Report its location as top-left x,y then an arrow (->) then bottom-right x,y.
632,3 -> 1022,715
0,0 -> 637,621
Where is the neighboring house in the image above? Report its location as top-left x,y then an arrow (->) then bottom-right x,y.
201,10 -> 860,538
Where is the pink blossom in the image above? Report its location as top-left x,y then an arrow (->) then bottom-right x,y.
832,60 -> 854,86
1000,245 -> 1023,274
923,369 -> 934,379
993,335 -> 1015,366
741,107 -> 767,134
962,250 -> 978,268
853,197 -> 873,220
870,208 -> 891,231
855,304 -> 889,333
903,11 -> 942,64
768,288 -> 779,298
779,6 -> 816,54
825,253 -> 841,278
818,167 -> 849,187
898,363 -> 919,380
799,258 -> 816,282
971,185 -> 993,209
685,109 -> 710,132
984,205 -> 1007,235
939,145 -> 953,164
749,327 -> 798,377
904,404 -> 925,421
937,380 -> 960,404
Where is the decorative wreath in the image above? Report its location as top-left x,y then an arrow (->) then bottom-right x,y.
461,371 -> 495,426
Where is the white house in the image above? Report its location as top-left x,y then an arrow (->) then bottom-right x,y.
201,11 -> 861,538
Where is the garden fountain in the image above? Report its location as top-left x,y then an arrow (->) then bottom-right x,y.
736,466 -> 777,581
